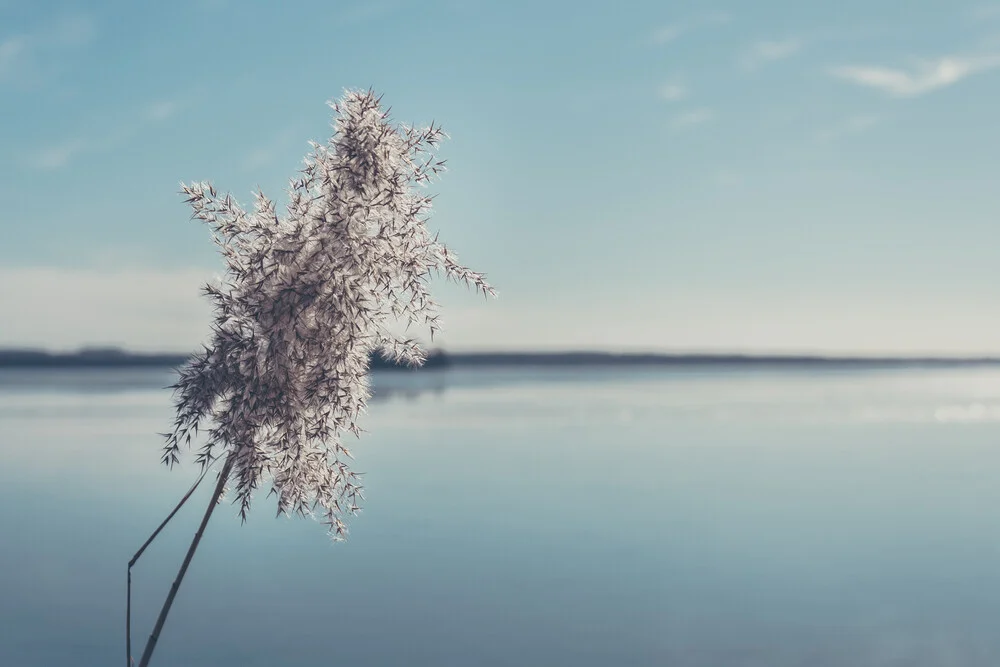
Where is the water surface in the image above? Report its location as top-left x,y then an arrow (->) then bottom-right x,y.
3,365 -> 1000,666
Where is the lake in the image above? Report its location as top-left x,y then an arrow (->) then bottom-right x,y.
4,364 -> 1000,666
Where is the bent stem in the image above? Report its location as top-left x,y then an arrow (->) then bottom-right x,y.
136,455 -> 235,667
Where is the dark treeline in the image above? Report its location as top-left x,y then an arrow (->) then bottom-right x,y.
2,348 -> 1000,370
0,348 -> 190,368
0,348 -> 450,370
448,352 -> 1000,368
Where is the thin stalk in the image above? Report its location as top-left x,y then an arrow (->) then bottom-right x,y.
127,456 -> 220,666
137,455 -> 235,667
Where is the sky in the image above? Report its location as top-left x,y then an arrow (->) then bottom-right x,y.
3,0 -> 1000,355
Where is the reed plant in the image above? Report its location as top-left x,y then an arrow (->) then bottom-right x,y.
127,89 -> 494,667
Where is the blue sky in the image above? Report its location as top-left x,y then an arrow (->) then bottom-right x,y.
3,0 -> 1000,354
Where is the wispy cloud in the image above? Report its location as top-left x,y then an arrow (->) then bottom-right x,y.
649,10 -> 731,46
0,35 -> 28,79
29,139 -> 87,170
49,14 -> 97,47
967,4 -> 1000,20
652,24 -> 683,45
830,54 -> 1000,96
815,114 -> 881,144
740,38 -> 802,70
670,108 -> 715,130
0,13 -> 96,85
146,100 -> 181,122
26,96 -> 189,170
658,82 -> 687,102
241,127 -> 304,172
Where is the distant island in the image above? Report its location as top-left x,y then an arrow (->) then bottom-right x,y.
2,347 -> 1000,370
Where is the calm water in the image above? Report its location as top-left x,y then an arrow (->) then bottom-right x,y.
4,365 -> 1000,666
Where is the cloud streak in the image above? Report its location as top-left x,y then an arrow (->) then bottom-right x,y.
652,24 -> 683,45
146,100 -> 180,122
815,114 -> 881,144
241,127 -> 304,172
26,95 -> 190,170
830,54 -> 1000,96
0,35 -> 28,79
29,139 -> 88,170
670,108 -> 715,129
968,4 -> 1000,20
658,82 -> 687,101
0,13 -> 96,85
649,10 -> 731,46
740,38 -> 802,70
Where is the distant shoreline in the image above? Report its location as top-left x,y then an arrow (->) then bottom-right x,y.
2,348 -> 1000,370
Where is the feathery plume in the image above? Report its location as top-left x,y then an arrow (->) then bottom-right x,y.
165,89 -> 495,539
